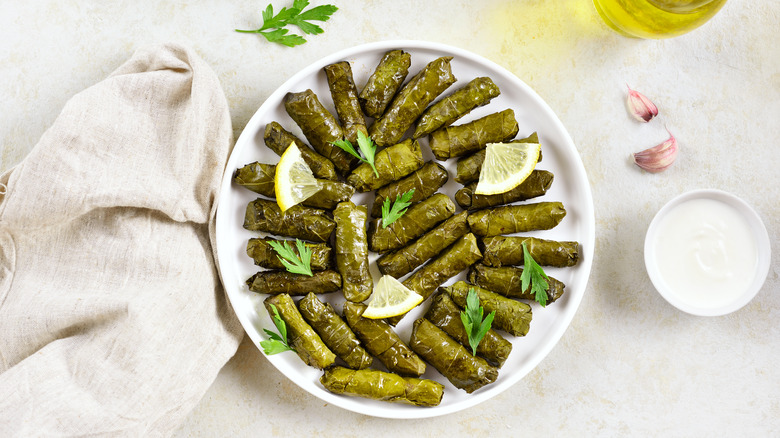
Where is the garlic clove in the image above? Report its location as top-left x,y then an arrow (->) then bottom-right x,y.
626,84 -> 659,122
632,130 -> 678,173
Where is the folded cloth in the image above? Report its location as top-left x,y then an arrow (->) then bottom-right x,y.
0,43 -> 244,435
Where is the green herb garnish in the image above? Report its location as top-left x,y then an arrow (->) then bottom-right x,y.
380,189 -> 414,228
460,288 -> 496,356
235,0 -> 338,47
267,239 -> 314,276
332,131 -> 379,177
520,242 -> 550,307
260,304 -> 294,355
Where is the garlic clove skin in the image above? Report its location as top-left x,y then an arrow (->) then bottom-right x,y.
627,84 -> 659,122
633,130 -> 678,173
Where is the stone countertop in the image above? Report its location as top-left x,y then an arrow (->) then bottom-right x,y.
1,1 -> 778,436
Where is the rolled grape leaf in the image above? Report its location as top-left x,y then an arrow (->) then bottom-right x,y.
334,201 -> 373,303
247,270 -> 342,295
368,193 -> 456,254
246,238 -> 332,271
376,211 -> 469,278
283,89 -> 360,174
479,236 -> 580,268
298,293 -> 372,370
243,198 -> 335,242
455,169 -> 554,210
454,132 -> 539,184
324,61 -> 368,144
343,302 -> 426,377
409,318 -> 498,393
413,77 -> 501,138
346,138 -> 425,192
369,56 -> 457,147
468,263 -> 566,303
264,121 -> 338,181
359,49 -> 411,118
320,366 -> 443,407
429,109 -> 519,160
371,161 -> 449,218
447,281 -> 532,337
467,202 -> 566,237
263,293 -> 336,369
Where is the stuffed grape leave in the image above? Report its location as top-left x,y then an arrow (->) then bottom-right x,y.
468,263 -> 566,303
343,302 -> 426,377
263,121 -> 338,181
298,293 -> 372,370
429,109 -> 519,160
413,77 -> 501,139
376,211 -> 469,278
480,236 -> 580,268
359,49 -> 411,118
368,193 -> 456,254
263,293 -> 336,369
283,89 -> 360,174
455,170 -> 554,210
324,61 -> 368,144
425,291 -> 512,368
371,161 -> 449,218
454,132 -> 539,184
247,270 -> 341,295
320,367 -> 444,407
369,56 -> 457,147
447,281 -> 532,337
243,198 -> 335,242
409,318 -> 498,393
246,238 -> 332,271
467,202 -> 566,237
334,202 -> 373,303
346,138 -> 424,192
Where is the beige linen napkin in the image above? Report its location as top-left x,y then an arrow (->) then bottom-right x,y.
0,43 -> 244,435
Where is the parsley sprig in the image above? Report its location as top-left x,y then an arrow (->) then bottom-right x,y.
260,304 -> 295,355
267,239 -> 314,276
381,189 -> 414,228
236,0 -> 338,47
332,131 -> 379,177
460,288 -> 496,356
520,242 -> 551,307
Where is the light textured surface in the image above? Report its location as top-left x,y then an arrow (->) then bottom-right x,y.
1,0 -> 778,436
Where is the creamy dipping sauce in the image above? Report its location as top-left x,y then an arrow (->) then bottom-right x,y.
652,198 -> 759,309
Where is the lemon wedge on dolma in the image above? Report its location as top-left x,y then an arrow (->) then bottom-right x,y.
474,141 -> 541,195
275,142 -> 323,212
362,275 -> 424,319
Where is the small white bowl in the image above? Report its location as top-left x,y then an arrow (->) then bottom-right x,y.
644,189 -> 771,316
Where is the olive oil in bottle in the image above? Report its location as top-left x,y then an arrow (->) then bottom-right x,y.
592,0 -> 728,39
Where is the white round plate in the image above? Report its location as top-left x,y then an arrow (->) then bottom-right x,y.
215,40 -> 595,418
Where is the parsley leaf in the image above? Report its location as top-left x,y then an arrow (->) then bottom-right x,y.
236,1 -> 338,47
260,304 -> 294,355
332,131 -> 379,177
460,288 -> 496,356
380,189 -> 414,228
267,239 -> 314,276
520,242 -> 550,307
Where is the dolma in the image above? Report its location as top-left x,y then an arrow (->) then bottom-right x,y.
369,56 -> 457,147
334,202 -> 373,303
324,61 -> 368,144
246,237 -> 332,271
346,138 -> 424,192
455,170 -> 554,210
367,193 -> 456,254
298,293 -> 372,369
370,161 -> 449,218
409,318 -> 498,393
263,293 -> 336,369
359,49 -> 411,118
376,211 -> 469,278
413,77 -> 501,139
425,291 -> 512,368
243,198 -> 335,242
447,281 -> 532,337
454,132 -> 539,184
467,202 -> 566,237
283,89 -> 360,174
468,263 -> 566,303
480,236 -> 580,268
247,270 -> 341,295
343,302 -> 426,377
429,109 -> 519,160
320,366 -> 444,407
264,121 -> 338,181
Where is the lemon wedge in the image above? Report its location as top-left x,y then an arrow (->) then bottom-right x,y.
362,275 -> 424,319
474,141 -> 541,195
275,142 -> 323,212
